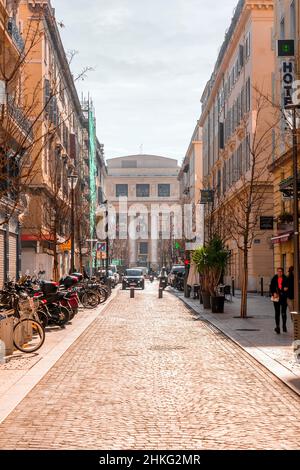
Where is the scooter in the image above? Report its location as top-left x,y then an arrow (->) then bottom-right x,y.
149,275 -> 154,283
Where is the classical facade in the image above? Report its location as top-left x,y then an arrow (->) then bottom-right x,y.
269,0 -> 299,273
199,0 -> 275,291
106,155 -> 180,270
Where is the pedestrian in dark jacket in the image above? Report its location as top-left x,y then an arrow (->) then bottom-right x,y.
287,266 -> 294,312
270,268 -> 289,334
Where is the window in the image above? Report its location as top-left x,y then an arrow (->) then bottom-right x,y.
290,1 -> 296,39
246,134 -> 251,171
158,184 -> 170,197
245,32 -> 251,59
116,184 -> 128,197
245,77 -> 251,112
280,17 -> 285,39
139,242 -> 148,255
219,122 -> 224,149
136,184 -> 150,197
122,160 -> 137,168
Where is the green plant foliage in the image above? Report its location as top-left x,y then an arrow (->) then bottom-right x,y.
193,236 -> 229,296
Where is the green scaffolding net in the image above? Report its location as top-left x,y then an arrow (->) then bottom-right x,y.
88,108 -> 97,268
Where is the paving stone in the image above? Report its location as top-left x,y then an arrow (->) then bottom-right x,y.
0,283 -> 299,449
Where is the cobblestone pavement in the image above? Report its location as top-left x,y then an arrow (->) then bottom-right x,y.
0,282 -> 300,450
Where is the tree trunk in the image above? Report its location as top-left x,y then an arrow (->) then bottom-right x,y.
240,249 -> 248,318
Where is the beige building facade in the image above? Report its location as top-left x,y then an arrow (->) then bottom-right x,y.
178,121 -> 204,250
106,155 -> 180,270
200,0 -> 275,291
269,0 -> 300,274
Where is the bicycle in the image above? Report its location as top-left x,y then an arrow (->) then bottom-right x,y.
0,285 -> 45,354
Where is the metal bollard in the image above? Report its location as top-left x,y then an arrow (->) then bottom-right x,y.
130,287 -> 135,298
159,288 -> 163,299
232,278 -> 235,297
261,277 -> 264,297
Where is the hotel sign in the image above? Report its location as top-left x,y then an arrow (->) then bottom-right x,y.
278,40 -> 295,109
281,61 -> 295,108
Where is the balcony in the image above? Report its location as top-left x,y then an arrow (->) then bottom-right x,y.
7,95 -> 33,141
7,17 -> 24,53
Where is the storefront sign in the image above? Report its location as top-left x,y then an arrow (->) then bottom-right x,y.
260,217 -> 274,230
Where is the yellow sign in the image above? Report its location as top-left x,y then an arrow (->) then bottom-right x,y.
97,252 -> 107,260
58,239 -> 71,252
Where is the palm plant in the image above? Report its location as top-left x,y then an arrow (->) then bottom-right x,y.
193,236 -> 229,296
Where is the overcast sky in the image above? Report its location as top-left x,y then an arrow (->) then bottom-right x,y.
53,0 -> 238,163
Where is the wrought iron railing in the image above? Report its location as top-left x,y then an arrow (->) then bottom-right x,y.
7,95 -> 33,140
7,17 -> 25,53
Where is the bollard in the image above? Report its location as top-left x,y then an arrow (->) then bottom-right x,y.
232,278 -> 235,297
261,277 -> 264,297
159,288 -> 163,299
130,287 -> 135,298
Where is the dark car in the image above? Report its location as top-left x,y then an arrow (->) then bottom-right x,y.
122,269 -> 145,290
167,265 -> 185,287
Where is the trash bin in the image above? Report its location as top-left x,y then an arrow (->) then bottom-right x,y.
0,311 -> 14,356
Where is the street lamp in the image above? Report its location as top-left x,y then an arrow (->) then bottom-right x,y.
67,172 -> 78,273
284,104 -> 300,315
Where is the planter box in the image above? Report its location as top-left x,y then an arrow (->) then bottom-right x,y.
211,296 -> 225,313
0,312 -> 14,357
292,313 -> 300,344
202,292 -> 211,310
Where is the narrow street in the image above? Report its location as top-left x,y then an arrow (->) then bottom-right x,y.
0,282 -> 299,450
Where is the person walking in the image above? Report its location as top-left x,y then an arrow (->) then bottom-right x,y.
270,268 -> 289,334
287,266 -> 294,313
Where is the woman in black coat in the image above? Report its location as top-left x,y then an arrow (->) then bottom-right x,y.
270,268 -> 289,334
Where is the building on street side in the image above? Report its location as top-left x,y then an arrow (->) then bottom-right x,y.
178,121 -> 204,253
0,0 -> 32,286
199,0 -> 275,291
106,155 -> 181,271
269,0 -> 300,273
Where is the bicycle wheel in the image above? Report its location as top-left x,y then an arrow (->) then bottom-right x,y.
81,291 -> 100,309
98,287 -> 108,304
13,319 -> 45,353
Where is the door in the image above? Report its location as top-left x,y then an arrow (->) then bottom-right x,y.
9,233 -> 17,280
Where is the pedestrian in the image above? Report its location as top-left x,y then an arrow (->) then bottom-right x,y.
270,267 -> 289,334
287,266 -> 294,313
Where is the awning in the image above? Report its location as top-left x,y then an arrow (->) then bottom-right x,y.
271,232 -> 293,245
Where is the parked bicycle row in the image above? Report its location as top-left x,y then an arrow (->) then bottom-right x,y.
0,272 -> 112,356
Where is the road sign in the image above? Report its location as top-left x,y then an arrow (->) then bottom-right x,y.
58,239 -> 71,252
97,242 -> 107,253
200,190 -> 214,204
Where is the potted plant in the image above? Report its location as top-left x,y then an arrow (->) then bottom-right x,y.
193,236 -> 229,313
278,212 -> 293,224
277,212 -> 294,233
192,246 -> 211,309
206,237 -> 229,313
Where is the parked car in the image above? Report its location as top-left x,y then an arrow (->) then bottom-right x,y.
107,270 -> 116,288
122,269 -> 145,290
167,265 -> 185,287
109,265 -> 120,284
131,266 -> 148,278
